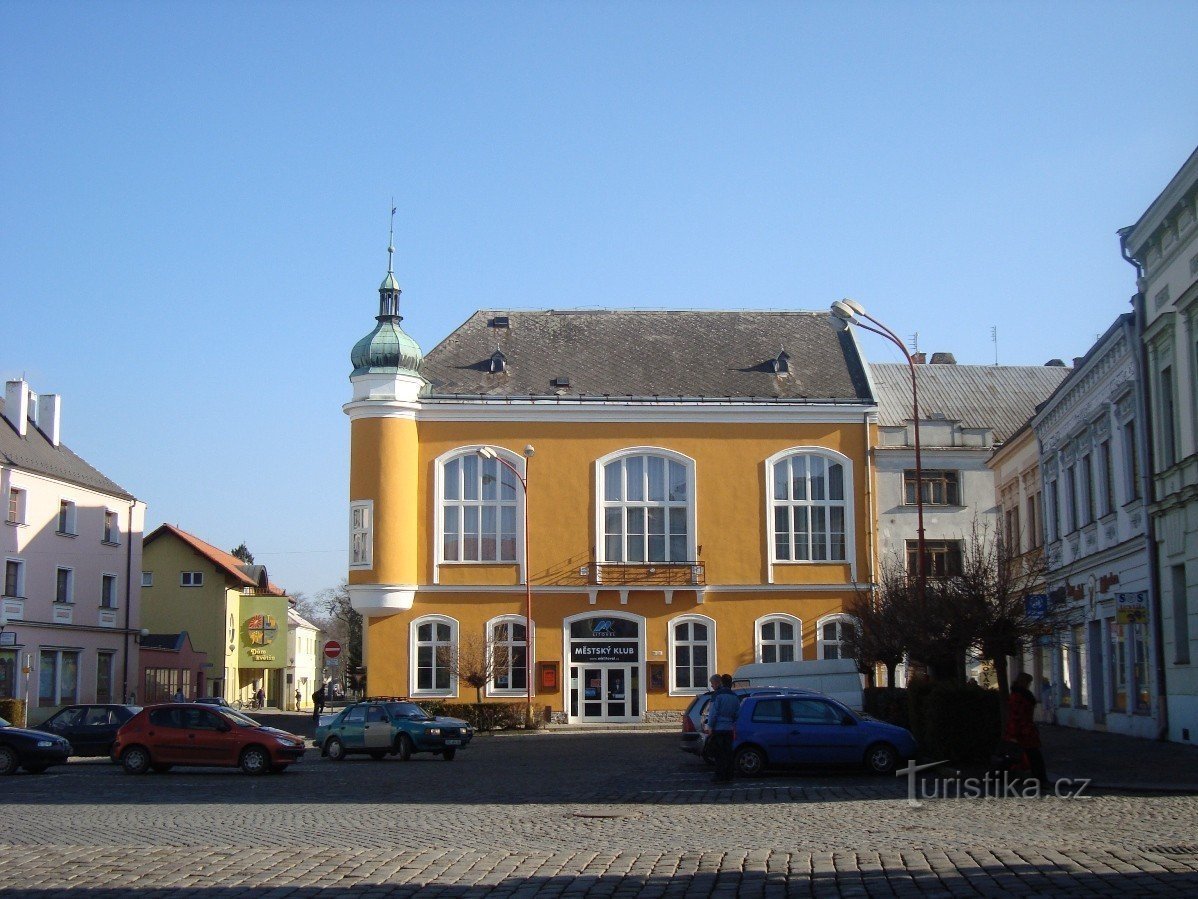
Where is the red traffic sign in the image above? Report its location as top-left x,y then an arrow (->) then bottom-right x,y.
323,640 -> 342,659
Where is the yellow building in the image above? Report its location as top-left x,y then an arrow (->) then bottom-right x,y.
141,524 -> 291,706
345,246 -> 878,722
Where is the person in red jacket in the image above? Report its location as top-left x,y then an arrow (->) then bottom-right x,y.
1005,672 -> 1048,787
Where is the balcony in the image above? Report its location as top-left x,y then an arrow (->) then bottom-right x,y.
588,560 -> 706,587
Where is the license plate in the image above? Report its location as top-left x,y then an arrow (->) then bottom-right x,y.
444,739 -> 462,746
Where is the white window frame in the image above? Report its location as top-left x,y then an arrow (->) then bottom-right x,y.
141,571 -> 153,587
765,447 -> 856,581
57,499 -> 77,536
38,648 -> 81,707
180,571 -> 204,587
55,567 -> 74,604
100,573 -> 118,609
102,509 -> 120,544
667,613 -> 716,696
410,614 -> 458,698
349,499 -> 374,570
433,446 -> 526,581
816,613 -> 857,661
7,487 -> 26,526
486,613 -> 534,698
4,557 -> 26,598
594,447 -> 697,565
755,613 -> 803,664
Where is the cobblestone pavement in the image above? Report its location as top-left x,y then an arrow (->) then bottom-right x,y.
4,732 -> 1198,896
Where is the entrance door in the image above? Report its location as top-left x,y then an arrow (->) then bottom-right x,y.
577,666 -> 638,722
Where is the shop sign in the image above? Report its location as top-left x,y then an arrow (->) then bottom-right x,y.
570,642 -> 639,664
1116,591 -> 1148,625
238,595 -> 289,669
1024,594 -> 1049,620
248,648 -> 276,662
0,631 -> 15,647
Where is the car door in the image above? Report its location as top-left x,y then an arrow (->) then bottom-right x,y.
744,698 -> 793,763
787,698 -> 858,764
362,705 -> 391,749
186,708 -> 240,765
41,706 -> 84,749
76,706 -> 116,756
335,705 -> 367,750
146,707 -> 188,762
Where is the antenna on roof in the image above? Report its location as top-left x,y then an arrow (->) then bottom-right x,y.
991,326 -> 998,366
907,332 -> 919,354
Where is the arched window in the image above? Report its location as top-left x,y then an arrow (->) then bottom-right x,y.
669,614 -> 715,694
768,449 -> 851,562
411,615 -> 457,696
598,449 -> 694,563
756,614 -> 802,663
438,448 -> 522,563
487,615 -> 530,696
816,614 -> 856,661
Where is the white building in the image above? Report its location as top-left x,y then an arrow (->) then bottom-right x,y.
1031,313 -> 1160,739
1120,146 -> 1198,744
2,379 -> 146,719
286,608 -> 321,711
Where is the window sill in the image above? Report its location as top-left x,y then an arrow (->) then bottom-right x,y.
411,691 -> 456,699
4,520 -> 25,527
101,540 -> 120,547
55,531 -> 78,539
52,600 -> 74,605
772,559 -> 849,566
669,688 -> 706,697
98,605 -> 119,611
438,560 -> 521,567
488,689 -> 532,699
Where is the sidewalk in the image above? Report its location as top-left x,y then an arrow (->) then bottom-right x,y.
1039,724 -> 1198,792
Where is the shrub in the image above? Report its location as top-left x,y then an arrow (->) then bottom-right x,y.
432,702 -> 529,731
862,687 -> 909,729
910,682 -> 1000,764
0,698 -> 25,725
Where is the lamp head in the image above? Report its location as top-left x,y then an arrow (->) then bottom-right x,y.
829,300 -> 859,325
523,444 -> 535,459
840,297 -> 866,316
139,628 -> 150,637
477,446 -> 498,460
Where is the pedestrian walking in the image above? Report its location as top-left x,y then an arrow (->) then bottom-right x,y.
295,688 -> 302,711
706,673 -> 740,784
255,686 -> 266,710
312,685 -> 326,722
173,688 -> 186,702
1005,672 -> 1049,788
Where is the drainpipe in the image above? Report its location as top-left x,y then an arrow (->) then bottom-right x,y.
121,499 -> 135,703
1120,232 -> 1169,741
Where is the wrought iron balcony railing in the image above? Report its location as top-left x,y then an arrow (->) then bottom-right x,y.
588,560 -> 706,587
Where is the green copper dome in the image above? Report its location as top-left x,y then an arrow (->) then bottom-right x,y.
351,317 -> 423,377
379,271 -> 400,292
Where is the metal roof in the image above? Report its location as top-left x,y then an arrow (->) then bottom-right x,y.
421,310 -> 873,402
870,363 -> 1072,443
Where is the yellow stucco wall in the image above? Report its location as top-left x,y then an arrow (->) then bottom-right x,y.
141,538 -> 230,664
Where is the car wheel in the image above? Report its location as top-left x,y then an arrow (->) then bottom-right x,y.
151,764 -> 173,774
734,745 -> 766,777
0,746 -> 18,776
442,748 -> 456,761
122,746 -> 151,775
23,764 -> 49,774
325,737 -> 346,761
396,734 -> 413,761
240,746 -> 270,776
864,743 -> 898,775
369,750 -> 386,760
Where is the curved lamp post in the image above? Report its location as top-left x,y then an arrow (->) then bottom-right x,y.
829,299 -> 928,606
478,444 -> 536,725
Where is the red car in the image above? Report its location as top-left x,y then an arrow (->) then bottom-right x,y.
112,704 -> 306,775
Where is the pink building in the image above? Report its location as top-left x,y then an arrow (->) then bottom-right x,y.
139,631 -> 209,703
1,379 -> 146,722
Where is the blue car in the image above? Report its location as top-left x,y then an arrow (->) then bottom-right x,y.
732,693 -> 916,776
316,699 -> 473,761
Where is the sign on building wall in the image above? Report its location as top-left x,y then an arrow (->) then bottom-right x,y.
237,595 -> 290,669
1116,591 -> 1148,625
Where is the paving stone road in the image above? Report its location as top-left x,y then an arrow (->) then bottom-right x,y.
3,731 -> 1198,896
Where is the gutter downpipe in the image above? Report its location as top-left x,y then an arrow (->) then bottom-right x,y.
1121,231 -> 1169,741
121,499 -> 135,704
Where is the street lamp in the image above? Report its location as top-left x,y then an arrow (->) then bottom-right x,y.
478,444 -> 536,725
829,298 -> 928,605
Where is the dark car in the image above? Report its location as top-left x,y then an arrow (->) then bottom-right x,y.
316,700 -> 473,761
0,714 -> 72,775
681,688 -> 811,761
112,704 -> 306,775
39,704 -> 141,758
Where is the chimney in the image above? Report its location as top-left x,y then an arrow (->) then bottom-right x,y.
929,352 -> 957,365
1044,359 -> 1066,367
1073,357 -> 1084,368
3,380 -> 30,437
38,393 -> 62,447
911,352 -> 926,365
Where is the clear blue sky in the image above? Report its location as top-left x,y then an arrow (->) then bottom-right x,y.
3,2 -> 1195,598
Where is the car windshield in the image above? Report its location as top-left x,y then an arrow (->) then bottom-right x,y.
0,716 -> 10,727
385,701 -> 432,720
221,710 -> 260,727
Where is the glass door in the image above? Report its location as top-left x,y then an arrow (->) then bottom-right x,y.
582,667 -> 604,720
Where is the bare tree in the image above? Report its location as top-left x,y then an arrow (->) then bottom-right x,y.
844,561 -> 911,688
317,581 -> 361,669
435,632 -> 511,708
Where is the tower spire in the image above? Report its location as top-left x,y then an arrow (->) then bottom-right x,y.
378,201 -> 402,319
387,199 -> 396,275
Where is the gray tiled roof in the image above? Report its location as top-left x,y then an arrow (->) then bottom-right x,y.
870,363 -> 1072,443
421,310 -> 873,402
0,399 -> 136,499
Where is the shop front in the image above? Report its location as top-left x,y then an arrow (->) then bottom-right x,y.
565,612 -> 644,723
236,594 -> 289,706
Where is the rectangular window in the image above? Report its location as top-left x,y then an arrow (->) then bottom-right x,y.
1098,439 -> 1114,516
56,567 -> 74,603
1059,638 -> 1072,708
1132,622 -> 1152,714
1027,493 -> 1041,549
101,574 -> 117,609
96,651 -> 115,704
349,500 -> 373,569
1160,365 -> 1177,468
7,488 -> 25,525
180,571 -> 204,587
4,559 -> 24,598
906,540 -> 963,578
103,510 -> 119,543
38,649 -> 79,707
1122,419 -> 1140,501
904,469 -> 960,506
1078,453 -> 1094,527
141,571 -> 153,587
57,500 -> 77,535
1004,507 -> 1021,553
1062,466 -> 1077,533
1173,564 -> 1191,666
1045,480 -> 1059,542
1073,624 -> 1088,709
1110,622 -> 1128,713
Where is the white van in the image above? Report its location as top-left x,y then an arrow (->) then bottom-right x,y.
731,659 -> 865,710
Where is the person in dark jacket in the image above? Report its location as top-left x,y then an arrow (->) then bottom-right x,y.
1005,672 -> 1048,786
312,685 -> 326,722
706,674 -> 741,783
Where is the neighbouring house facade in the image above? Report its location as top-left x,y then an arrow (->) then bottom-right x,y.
1120,146 -> 1198,745
286,608 -> 321,711
139,631 -> 209,703
1031,313 -> 1160,739
2,379 -> 145,721
344,245 -> 878,722
140,524 -> 291,707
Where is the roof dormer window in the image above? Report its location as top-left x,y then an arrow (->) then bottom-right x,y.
489,350 -> 507,373
771,350 -> 790,374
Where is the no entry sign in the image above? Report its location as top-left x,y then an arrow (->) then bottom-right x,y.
323,640 -> 342,659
